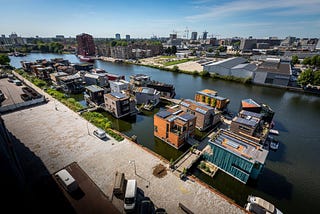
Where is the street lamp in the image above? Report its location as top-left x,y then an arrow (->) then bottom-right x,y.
129,160 -> 150,188
128,160 -> 137,175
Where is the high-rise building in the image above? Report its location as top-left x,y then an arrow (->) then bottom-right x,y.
76,33 -> 95,56
115,33 -> 121,40
202,31 -> 208,40
125,35 -> 130,41
191,32 -> 198,40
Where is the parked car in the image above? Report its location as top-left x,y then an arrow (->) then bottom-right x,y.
155,208 -> 167,214
139,197 -> 155,214
93,128 -> 106,139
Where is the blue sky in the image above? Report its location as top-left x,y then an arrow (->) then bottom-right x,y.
1,0 -> 319,38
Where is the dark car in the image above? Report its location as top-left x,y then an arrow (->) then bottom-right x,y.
139,197 -> 155,214
155,208 -> 167,214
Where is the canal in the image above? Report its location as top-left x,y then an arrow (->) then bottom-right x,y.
10,53 -> 320,213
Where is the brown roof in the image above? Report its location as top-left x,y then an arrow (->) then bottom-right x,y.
257,61 -> 291,75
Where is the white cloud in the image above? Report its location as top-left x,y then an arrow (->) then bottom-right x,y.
186,0 -> 320,21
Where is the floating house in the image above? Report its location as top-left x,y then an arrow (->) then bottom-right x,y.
154,108 -> 196,149
110,80 -> 130,93
134,87 -> 160,107
240,99 -> 274,123
203,130 -> 269,184
195,89 -> 230,110
179,99 -> 221,131
84,85 -> 105,106
104,92 -> 136,118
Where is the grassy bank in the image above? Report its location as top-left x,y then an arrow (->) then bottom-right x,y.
15,69 -> 124,141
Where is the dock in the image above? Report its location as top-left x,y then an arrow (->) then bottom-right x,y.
160,97 -> 182,105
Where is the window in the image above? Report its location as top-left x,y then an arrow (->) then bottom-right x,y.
154,126 -> 158,132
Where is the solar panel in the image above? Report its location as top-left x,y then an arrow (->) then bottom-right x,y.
180,102 -> 190,107
168,116 -> 177,122
179,113 -> 195,121
226,140 -> 240,149
195,107 -> 207,114
240,110 -> 262,118
235,117 -> 257,127
156,110 -> 172,119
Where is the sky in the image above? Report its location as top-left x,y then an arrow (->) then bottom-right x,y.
1,0 -> 319,39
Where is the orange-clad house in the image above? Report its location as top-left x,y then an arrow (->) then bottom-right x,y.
194,89 -> 230,110
154,108 -> 196,149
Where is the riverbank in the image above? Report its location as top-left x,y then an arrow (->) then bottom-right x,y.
99,55 -> 320,95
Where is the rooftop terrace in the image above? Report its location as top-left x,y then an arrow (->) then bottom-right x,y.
210,130 -> 268,164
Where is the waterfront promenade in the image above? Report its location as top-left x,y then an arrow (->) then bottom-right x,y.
3,92 -> 245,214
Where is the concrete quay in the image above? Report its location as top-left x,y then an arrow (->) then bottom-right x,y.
3,96 -> 245,214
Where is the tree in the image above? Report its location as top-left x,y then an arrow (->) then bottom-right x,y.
313,70 -> 320,86
298,68 -> 313,86
0,54 -> 10,65
171,45 -> 177,55
302,57 -> 311,65
165,47 -> 172,55
208,48 -> 213,53
217,46 -> 226,52
291,55 -> 299,65
215,50 -> 220,57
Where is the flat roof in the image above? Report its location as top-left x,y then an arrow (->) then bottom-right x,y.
233,117 -> 259,127
156,110 -> 172,119
239,110 -> 263,119
209,130 -> 268,164
85,85 -> 104,93
110,92 -> 126,99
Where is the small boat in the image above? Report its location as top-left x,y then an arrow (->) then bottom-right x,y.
270,139 -> 279,151
78,55 -> 95,63
269,129 -> 279,135
245,195 -> 283,214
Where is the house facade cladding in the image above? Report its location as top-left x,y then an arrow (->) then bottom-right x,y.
154,108 -> 196,149
179,99 -> 221,131
104,92 -> 136,118
203,130 -> 268,184
76,33 -> 96,56
194,89 -> 229,110
84,85 -> 105,105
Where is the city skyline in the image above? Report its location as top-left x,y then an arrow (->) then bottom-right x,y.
1,0 -> 320,39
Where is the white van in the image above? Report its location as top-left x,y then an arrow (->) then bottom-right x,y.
55,169 -> 79,192
124,179 -> 137,211
93,128 -> 107,139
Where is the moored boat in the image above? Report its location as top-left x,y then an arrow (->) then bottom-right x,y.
78,55 -> 95,63
245,195 -> 283,214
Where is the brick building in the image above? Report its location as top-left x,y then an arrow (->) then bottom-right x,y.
76,33 -> 95,56
154,107 -> 196,149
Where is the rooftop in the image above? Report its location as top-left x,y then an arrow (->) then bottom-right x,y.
205,57 -> 247,69
156,108 -> 195,123
106,92 -> 128,100
209,130 -> 268,164
233,116 -> 259,127
231,63 -> 257,71
256,60 -> 291,75
239,110 -> 263,119
241,99 -> 261,108
85,85 -> 104,93
180,99 -> 214,115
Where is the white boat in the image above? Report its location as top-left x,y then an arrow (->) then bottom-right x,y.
245,195 -> 283,214
269,129 -> 279,135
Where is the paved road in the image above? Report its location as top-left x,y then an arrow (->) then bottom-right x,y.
3,91 -> 245,214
